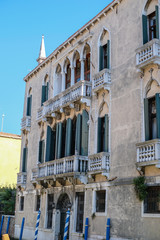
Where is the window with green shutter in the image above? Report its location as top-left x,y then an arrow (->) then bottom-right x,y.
26,95 -> 32,116
75,114 -> 82,155
99,40 -> 110,71
144,94 -> 160,141
38,140 -> 45,163
81,110 -> 89,156
41,82 -> 49,106
45,126 -> 56,162
142,5 -> 159,44
22,147 -> 28,172
97,114 -> 109,153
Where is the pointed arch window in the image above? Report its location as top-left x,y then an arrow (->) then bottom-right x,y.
84,53 -> 90,81
75,58 -> 81,83
41,77 -> 49,106
65,64 -> 71,89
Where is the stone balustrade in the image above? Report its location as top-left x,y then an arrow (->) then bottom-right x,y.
31,168 -> 38,181
21,116 -> 31,131
136,39 -> 160,69
36,155 -> 88,179
136,139 -> 160,168
88,152 -> 110,172
93,68 -> 111,92
17,172 -> 27,185
37,80 -> 91,121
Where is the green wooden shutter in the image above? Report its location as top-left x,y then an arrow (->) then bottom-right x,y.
156,5 -> 159,39
65,118 -> 72,157
81,110 -> 89,156
107,40 -> 110,69
142,15 -> 148,44
57,122 -> 62,159
50,129 -> 56,160
41,85 -> 46,106
75,114 -> 82,155
26,96 -> 32,116
46,82 -> 49,101
156,93 -> 160,138
144,98 -> 150,141
22,147 -> 28,172
97,117 -> 102,153
45,126 -> 52,162
104,114 -> 109,152
38,140 -> 45,163
55,123 -> 59,159
99,46 -> 103,71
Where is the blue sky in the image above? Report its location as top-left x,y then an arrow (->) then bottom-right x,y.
0,0 -> 112,135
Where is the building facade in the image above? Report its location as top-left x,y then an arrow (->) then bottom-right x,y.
15,0 -> 160,239
0,132 -> 21,187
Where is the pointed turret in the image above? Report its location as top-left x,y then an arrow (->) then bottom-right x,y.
37,35 -> 46,64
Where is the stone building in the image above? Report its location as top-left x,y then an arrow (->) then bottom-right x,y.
15,0 -> 160,239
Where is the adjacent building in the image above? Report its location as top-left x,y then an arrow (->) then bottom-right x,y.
0,132 -> 21,187
15,0 -> 160,239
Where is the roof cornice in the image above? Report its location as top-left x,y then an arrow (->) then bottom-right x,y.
24,0 -> 122,82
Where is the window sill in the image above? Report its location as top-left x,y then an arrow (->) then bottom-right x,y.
93,212 -> 106,217
142,213 -> 160,218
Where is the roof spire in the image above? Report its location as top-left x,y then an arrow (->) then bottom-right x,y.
37,35 -> 46,64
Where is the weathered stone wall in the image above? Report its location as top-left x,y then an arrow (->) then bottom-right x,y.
1,215 -> 15,238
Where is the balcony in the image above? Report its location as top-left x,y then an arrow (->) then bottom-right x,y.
34,155 -> 88,182
88,152 -> 110,176
37,80 -> 92,122
136,39 -> 160,70
136,139 -> 160,169
17,172 -> 27,188
21,116 -> 31,132
93,69 -> 111,92
31,168 -> 38,182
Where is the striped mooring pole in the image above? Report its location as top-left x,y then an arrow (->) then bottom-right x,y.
6,216 -> 10,234
0,215 -> 4,236
19,217 -> 25,240
84,218 -> 89,240
63,209 -> 70,240
34,209 -> 41,240
106,218 -> 110,240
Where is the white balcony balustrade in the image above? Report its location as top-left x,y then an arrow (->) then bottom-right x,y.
36,155 -> 88,179
31,168 -> 38,182
136,39 -> 160,69
88,152 -> 110,173
136,139 -> 160,168
17,172 -> 27,185
93,69 -> 111,92
21,116 -> 31,131
37,80 -> 91,121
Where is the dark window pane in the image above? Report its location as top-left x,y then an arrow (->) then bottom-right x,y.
47,194 -> 54,228
96,190 -> 105,212
149,12 -> 156,41
20,196 -> 24,211
144,186 -> 160,214
36,195 -> 41,211
76,192 -> 84,233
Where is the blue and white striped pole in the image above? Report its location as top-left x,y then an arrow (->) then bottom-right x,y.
63,210 -> 70,240
34,209 -> 41,240
106,218 -> 110,240
0,215 -> 4,236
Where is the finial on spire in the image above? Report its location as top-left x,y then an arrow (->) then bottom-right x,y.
37,35 -> 46,64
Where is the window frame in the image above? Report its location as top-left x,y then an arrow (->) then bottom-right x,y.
84,53 -> 90,81
35,195 -> 41,212
148,11 -> 156,41
92,189 -> 107,217
142,186 -> 160,218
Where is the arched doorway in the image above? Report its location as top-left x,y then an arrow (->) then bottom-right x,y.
57,193 -> 71,240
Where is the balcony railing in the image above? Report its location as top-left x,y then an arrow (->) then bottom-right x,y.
17,172 -> 27,185
136,139 -> 160,168
37,80 -> 91,121
88,152 -> 110,173
21,116 -> 31,131
36,155 -> 88,179
93,69 -> 111,92
136,39 -> 160,69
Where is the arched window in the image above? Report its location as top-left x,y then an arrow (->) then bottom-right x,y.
142,0 -> 159,44
73,51 -> 81,83
54,64 -> 62,96
64,59 -> 71,89
99,29 -> 110,71
26,88 -> 32,116
41,75 -> 49,106
83,44 -> 91,81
